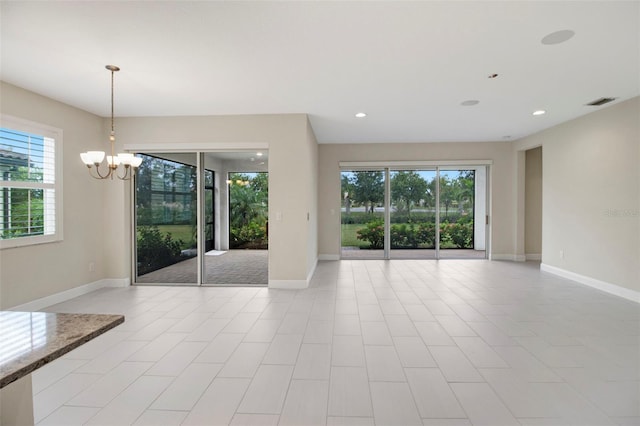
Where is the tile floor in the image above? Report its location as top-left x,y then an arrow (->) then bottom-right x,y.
32,260 -> 639,426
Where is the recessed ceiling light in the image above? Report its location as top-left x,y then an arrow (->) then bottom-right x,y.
355,112 -> 367,118
532,110 -> 546,116
503,135 -> 512,139
461,100 -> 479,106
541,30 -> 575,45
256,152 -> 263,156
488,73 -> 499,79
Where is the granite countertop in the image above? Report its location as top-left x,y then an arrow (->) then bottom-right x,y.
0,311 -> 124,388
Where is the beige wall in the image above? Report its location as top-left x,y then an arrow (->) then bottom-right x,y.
113,114 -> 317,286
306,118 -> 319,278
517,97 -> 640,292
317,142 -> 515,258
525,147 -> 542,256
0,82 -> 106,308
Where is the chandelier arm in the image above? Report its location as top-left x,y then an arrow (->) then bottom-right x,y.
87,166 -> 105,180
93,163 -> 113,179
116,165 -> 132,181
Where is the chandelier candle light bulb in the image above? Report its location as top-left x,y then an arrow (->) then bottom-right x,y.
80,65 -> 142,180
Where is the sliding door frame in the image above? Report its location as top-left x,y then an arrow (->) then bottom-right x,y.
128,143 -> 269,286
339,160 -> 492,260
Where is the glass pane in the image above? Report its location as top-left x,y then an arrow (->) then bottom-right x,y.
438,169 -> 484,259
389,170 -> 437,259
0,128 -> 54,183
135,153 -> 198,284
0,187 -> 52,239
341,170 -> 385,259
204,169 -> 214,188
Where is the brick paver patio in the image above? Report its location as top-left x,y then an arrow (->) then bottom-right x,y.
136,249 -> 268,285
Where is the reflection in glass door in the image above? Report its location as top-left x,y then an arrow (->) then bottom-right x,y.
389,170 -> 437,259
135,153 -> 198,284
341,170 -> 386,259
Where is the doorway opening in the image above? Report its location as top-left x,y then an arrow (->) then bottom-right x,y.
133,151 -> 268,285
524,147 -> 542,261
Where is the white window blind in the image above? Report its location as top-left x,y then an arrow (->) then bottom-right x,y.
0,115 -> 63,249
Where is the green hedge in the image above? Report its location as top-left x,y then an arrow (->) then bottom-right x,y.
342,211 -> 468,225
356,220 -> 473,249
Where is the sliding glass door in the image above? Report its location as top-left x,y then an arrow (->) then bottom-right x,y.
341,170 -> 385,259
134,151 -> 269,286
438,169 -> 484,259
135,153 -> 198,284
340,165 -> 487,260
389,169 -> 437,259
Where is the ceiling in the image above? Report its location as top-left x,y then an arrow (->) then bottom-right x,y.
1,1 -> 638,144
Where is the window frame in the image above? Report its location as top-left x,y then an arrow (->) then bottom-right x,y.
0,114 -> 64,249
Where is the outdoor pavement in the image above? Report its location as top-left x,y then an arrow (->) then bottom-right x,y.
136,249 -> 268,285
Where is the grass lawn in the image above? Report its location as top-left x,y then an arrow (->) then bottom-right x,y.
138,224 -> 195,249
341,224 -> 368,248
158,224 -> 194,247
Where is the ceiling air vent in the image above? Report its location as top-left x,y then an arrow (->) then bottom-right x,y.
586,97 -> 616,106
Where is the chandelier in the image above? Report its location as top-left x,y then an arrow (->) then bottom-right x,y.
80,65 -> 142,180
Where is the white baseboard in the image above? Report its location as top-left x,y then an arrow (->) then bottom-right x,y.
318,254 -> 340,261
269,280 -> 309,290
9,278 -> 130,312
526,253 -> 542,261
307,257 -> 318,283
269,258 -> 317,290
540,263 -> 640,303
491,254 -> 526,261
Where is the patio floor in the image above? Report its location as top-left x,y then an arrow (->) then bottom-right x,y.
341,248 -> 486,259
136,249 -> 268,285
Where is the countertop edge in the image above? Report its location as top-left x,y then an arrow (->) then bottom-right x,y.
0,314 -> 124,389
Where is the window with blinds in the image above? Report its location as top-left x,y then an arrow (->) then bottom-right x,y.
0,115 -> 62,249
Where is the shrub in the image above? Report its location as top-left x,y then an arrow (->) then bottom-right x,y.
416,222 -> 436,247
390,223 -> 419,248
356,220 -> 384,249
230,222 -> 267,249
448,222 -> 473,248
137,226 -> 184,275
